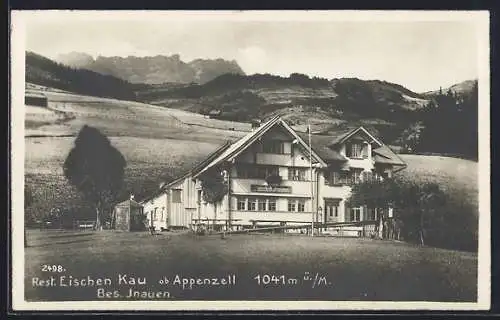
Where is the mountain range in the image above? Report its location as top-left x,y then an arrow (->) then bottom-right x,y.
56,52 -> 245,84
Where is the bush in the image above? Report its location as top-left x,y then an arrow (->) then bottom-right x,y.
348,177 -> 478,251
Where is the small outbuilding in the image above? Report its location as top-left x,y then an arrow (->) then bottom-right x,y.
25,92 -> 48,107
112,195 -> 145,231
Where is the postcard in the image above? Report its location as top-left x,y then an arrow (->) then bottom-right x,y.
10,10 -> 490,311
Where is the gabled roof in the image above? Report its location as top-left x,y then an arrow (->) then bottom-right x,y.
334,126 -> 383,147
299,128 -> 404,166
139,140 -> 232,203
116,199 -> 143,208
140,118 -> 406,204
192,116 -> 327,179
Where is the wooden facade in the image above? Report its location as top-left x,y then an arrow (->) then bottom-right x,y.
113,198 -> 145,231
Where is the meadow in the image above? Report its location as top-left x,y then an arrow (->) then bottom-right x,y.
23,90 -> 480,230
21,89 -> 481,303
399,154 -> 478,213
25,230 -> 477,302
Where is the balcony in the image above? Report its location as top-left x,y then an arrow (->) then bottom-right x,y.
250,184 -> 292,193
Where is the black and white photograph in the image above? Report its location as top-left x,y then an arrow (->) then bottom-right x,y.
10,10 -> 490,311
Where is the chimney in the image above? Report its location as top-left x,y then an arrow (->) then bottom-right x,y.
130,194 -> 135,201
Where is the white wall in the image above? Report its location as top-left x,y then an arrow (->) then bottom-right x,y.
142,193 -> 168,230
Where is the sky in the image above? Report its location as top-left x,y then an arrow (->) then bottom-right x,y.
21,11 -> 483,93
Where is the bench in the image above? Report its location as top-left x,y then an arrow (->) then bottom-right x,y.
74,220 -> 95,231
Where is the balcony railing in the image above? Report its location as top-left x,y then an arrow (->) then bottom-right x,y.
250,185 -> 292,193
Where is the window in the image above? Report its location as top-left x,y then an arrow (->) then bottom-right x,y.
324,199 -> 340,219
257,166 -> 279,179
237,197 -> 277,211
161,207 -> 165,221
262,140 -> 285,154
366,208 -> 378,221
346,143 -> 363,158
153,208 -> 158,220
325,171 -> 350,185
288,199 -> 307,212
362,171 -> 374,183
297,200 -> 305,212
258,199 -> 267,211
268,199 -> 277,211
237,197 -> 246,210
172,189 -> 182,203
236,165 -> 279,179
288,167 -> 307,181
348,207 -> 361,222
351,169 -> 363,184
248,198 -> 257,211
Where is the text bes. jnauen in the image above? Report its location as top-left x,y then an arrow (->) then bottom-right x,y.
32,274 -> 145,287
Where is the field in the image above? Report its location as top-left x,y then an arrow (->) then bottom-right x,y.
24,89 -> 251,216
21,89 -> 480,303
25,230 -> 477,302
398,154 -> 478,212
23,89 -> 479,226
25,88 -> 250,141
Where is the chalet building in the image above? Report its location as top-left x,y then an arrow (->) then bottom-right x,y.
140,116 -> 406,235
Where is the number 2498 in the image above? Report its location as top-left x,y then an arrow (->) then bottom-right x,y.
41,264 -> 66,272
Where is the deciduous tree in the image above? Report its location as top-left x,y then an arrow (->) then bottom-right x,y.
348,177 -> 447,246
199,167 -> 229,224
63,125 -> 126,230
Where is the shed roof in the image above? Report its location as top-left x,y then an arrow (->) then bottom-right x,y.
25,91 -> 47,99
115,199 -> 143,208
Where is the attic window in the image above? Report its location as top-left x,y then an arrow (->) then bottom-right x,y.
346,142 -> 368,159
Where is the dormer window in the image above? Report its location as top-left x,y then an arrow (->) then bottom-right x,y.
346,142 -> 368,159
346,142 -> 362,158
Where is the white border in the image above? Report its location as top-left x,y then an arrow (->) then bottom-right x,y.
10,10 -> 491,311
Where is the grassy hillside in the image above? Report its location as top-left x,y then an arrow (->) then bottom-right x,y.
398,154 -> 478,212
24,87 -> 251,222
134,73 -> 430,146
23,86 -> 478,247
138,74 -> 427,118
422,79 -> 478,97
26,52 -> 478,156
25,85 -> 250,140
